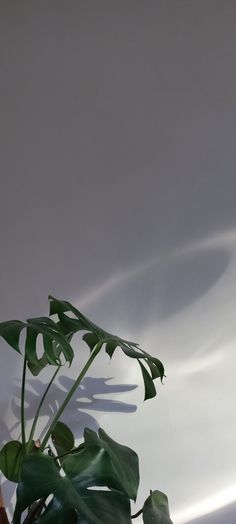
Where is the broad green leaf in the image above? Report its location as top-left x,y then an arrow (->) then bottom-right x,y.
0,441 -> 24,482
0,313 -> 75,374
51,421 -> 75,456
0,320 -> 25,353
97,428 -> 139,501
35,502 -> 78,524
33,489 -> 131,524
49,297 -> 98,336
142,490 -> 173,524
49,296 -> 137,348
26,317 -> 74,366
48,296 -> 165,401
63,428 -> 139,501
13,453 -> 100,524
75,490 -> 132,524
57,312 -> 87,335
138,361 -> 156,400
13,450 -> 132,524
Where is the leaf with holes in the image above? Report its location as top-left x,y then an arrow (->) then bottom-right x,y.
13,427 -> 136,524
48,296 -> 165,401
0,315 -> 74,375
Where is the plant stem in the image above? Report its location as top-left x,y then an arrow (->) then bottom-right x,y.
21,356 -> 27,447
41,341 -> 103,449
131,508 -> 143,518
27,365 -> 60,450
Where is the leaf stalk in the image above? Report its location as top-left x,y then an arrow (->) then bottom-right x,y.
41,341 -> 103,449
21,356 -> 27,447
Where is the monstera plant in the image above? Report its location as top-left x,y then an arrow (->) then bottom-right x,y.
0,296 -> 173,523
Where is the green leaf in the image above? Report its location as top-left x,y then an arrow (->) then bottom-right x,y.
63,428 -> 139,502
0,320 -> 25,353
75,490 -> 132,524
57,313 -> 86,338
82,332 -> 99,352
98,428 -> 139,501
48,296 -> 165,401
26,317 -> 74,366
105,341 -> 117,358
142,490 -> 173,524
33,489 -> 131,524
13,452 -> 98,524
27,353 -> 49,376
1,296 -> 165,399
51,421 -> 75,456
49,296 -> 97,335
1,313 -> 75,374
49,296 -> 136,348
13,449 -> 132,524
138,361 -> 156,400
0,441 -> 24,482
146,359 -> 162,379
35,502 -> 78,524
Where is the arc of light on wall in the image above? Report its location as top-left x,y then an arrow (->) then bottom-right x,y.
76,227 -> 236,524
79,227 -> 236,309
173,483 -> 236,523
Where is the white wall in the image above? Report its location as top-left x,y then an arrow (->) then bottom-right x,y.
1,2 -> 236,522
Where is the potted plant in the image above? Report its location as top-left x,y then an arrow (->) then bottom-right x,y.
0,296 -> 173,523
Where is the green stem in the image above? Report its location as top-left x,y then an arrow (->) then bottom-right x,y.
27,365 -> 60,450
41,341 -> 103,449
131,508 -> 143,518
21,356 -> 27,446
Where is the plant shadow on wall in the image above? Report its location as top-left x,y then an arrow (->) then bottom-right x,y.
10,375 -> 138,441
0,296 -> 173,523
1,376 -> 138,518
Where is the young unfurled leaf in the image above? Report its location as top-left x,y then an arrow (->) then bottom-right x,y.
142,490 -> 173,523
0,441 -> 24,483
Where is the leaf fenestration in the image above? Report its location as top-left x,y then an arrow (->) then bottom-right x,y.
48,296 -> 165,401
0,316 -> 75,375
13,426 -> 135,524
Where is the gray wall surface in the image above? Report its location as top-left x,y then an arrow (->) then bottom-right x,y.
1,2 -> 236,522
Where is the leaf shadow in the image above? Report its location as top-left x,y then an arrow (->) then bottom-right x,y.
1,375 -> 137,517
10,374 -> 138,440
